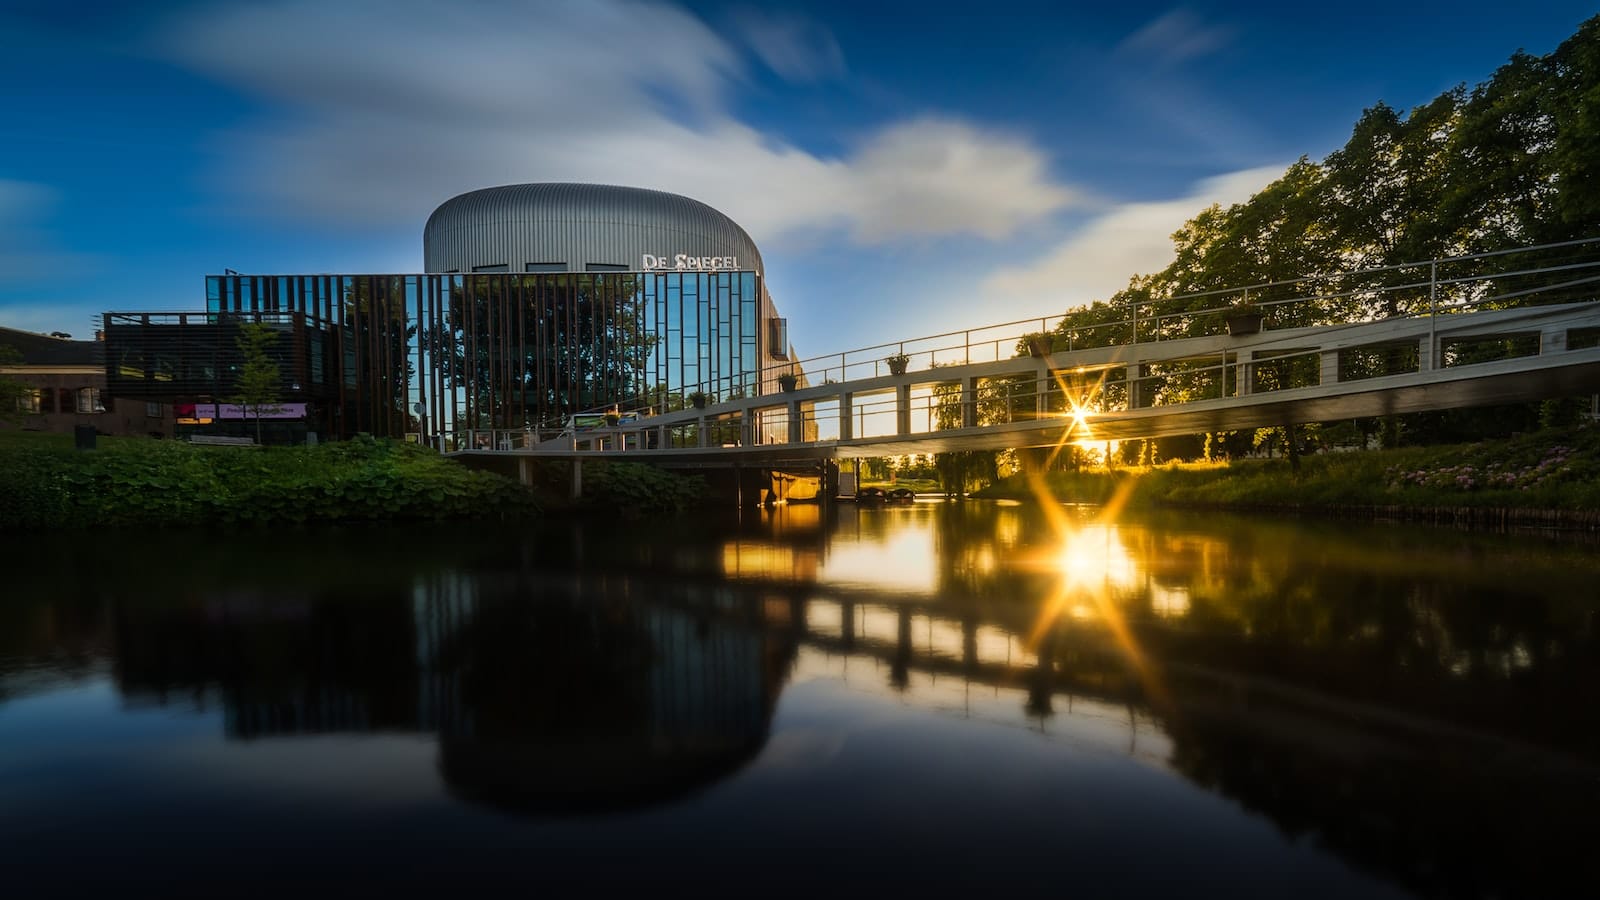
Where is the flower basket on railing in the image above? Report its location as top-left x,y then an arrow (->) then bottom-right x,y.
777,372 -> 799,392
604,411 -> 621,427
1023,332 -> 1054,358
886,352 -> 910,376
689,390 -> 708,409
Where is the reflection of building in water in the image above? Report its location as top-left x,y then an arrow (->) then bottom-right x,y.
418,573 -> 788,812
114,577 -> 793,813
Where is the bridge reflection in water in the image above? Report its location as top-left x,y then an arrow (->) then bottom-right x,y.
6,504 -> 1598,895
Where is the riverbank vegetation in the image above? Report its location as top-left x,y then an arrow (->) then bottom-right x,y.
973,425 -> 1600,517
0,434 -> 538,530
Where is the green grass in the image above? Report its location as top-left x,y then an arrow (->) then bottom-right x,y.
973,426 -> 1600,512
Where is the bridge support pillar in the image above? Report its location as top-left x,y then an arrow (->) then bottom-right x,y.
839,392 -> 853,440
896,384 -> 912,435
787,400 -> 803,444
962,377 -> 979,428
1319,351 -> 1339,386
1419,337 -> 1435,371
1236,351 -> 1254,396
696,415 -> 708,448
570,458 -> 582,501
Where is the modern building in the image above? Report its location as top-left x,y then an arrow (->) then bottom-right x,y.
103,184 -> 797,443
2,325 -> 173,438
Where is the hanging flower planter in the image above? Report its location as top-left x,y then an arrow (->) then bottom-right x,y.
886,353 -> 910,376
777,373 -> 799,392
689,391 -> 708,409
1225,306 -> 1264,336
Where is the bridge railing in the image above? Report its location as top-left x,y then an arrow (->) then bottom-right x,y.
511,237 -> 1600,439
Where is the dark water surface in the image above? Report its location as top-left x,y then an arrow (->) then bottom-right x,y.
3,503 -> 1598,897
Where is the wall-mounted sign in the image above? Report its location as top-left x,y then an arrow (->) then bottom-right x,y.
195,403 -> 307,420
641,254 -> 741,271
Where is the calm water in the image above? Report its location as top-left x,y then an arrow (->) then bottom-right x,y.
3,503 -> 1598,897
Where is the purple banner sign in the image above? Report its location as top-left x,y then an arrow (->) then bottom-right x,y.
195,403 -> 307,420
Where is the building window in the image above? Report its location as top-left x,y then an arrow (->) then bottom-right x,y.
77,388 -> 105,414
17,389 -> 41,413
146,401 -> 162,418
471,263 -> 509,273
585,263 -> 629,272
768,317 -> 789,359
525,262 -> 566,272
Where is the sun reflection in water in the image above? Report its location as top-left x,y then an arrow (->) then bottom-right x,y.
1021,449 -> 1173,712
818,522 -> 938,593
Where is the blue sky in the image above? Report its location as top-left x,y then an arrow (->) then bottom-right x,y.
1,0 -> 1595,358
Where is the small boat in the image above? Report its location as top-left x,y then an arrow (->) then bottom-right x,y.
857,486 -> 915,503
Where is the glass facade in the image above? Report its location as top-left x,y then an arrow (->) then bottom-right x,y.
106,270 -> 775,441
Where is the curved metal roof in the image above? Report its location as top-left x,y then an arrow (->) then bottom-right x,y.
423,183 -> 764,275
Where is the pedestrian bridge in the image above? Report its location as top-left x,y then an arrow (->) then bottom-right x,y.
446,239 -> 1600,464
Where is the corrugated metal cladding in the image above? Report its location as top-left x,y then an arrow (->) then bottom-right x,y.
423,183 -> 765,276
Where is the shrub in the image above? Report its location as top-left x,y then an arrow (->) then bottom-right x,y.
0,436 -> 538,530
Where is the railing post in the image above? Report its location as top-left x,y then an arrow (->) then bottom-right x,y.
787,399 -> 803,444
896,383 -> 911,435
1540,326 -> 1567,356
839,391 -> 853,440
962,377 -> 978,429
1426,259 -> 1438,371
1320,350 -> 1339,386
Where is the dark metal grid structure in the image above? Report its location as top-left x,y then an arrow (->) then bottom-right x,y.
105,270 -> 775,440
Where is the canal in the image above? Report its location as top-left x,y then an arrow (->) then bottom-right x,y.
2,502 -> 1597,896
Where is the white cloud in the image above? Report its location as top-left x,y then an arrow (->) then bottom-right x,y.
732,7 -> 846,82
154,0 -> 1076,247
980,165 -> 1286,307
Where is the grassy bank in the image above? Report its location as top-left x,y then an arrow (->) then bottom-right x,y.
973,426 -> 1600,521
0,434 -> 538,530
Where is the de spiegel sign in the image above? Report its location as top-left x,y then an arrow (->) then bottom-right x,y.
640,254 -> 742,271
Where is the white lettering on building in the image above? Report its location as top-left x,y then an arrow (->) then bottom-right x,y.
641,253 -> 741,271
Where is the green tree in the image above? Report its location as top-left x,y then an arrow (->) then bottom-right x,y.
0,345 -> 28,424
231,322 -> 284,444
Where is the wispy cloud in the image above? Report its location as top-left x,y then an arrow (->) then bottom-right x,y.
0,179 -> 95,288
980,164 -> 1286,307
1116,8 -> 1236,70
732,7 -> 846,83
153,0 -> 1077,247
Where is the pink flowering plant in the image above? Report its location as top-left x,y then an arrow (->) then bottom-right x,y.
1385,443 -> 1588,496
